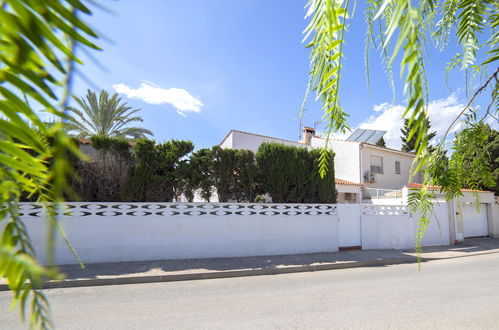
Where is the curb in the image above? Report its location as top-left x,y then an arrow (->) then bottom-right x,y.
2,257 -> 416,291
1,249 -> 498,291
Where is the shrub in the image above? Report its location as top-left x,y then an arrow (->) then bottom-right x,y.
235,149 -> 260,202
66,137 -> 335,204
70,136 -> 132,202
256,143 -> 336,203
210,146 -> 260,202
126,139 -> 194,202
188,148 -> 215,202
188,147 -> 260,202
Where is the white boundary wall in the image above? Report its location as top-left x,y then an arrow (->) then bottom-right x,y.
18,202 -> 452,265
19,203 -> 339,265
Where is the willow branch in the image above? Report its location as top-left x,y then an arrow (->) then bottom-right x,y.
60,9 -> 78,113
441,65 -> 499,143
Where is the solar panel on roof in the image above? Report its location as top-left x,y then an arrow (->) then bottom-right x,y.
346,128 -> 387,144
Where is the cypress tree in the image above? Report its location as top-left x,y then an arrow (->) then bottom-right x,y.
400,118 -> 437,152
375,137 -> 386,147
256,142 -> 336,203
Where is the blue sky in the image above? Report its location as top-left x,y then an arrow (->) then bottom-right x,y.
71,0 -> 491,149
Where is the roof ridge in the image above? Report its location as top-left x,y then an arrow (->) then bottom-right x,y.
335,178 -> 364,186
220,129 -> 306,146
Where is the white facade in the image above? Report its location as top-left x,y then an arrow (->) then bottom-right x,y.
360,144 -> 421,190
311,137 -> 421,191
328,140 -> 361,183
219,130 -> 306,154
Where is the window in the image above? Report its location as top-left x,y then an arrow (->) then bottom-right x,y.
370,155 -> 383,174
395,161 -> 401,174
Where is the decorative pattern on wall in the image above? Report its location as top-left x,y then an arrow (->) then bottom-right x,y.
18,203 -> 338,217
361,205 -> 409,216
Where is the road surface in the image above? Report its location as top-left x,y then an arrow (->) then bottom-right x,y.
1,253 -> 499,329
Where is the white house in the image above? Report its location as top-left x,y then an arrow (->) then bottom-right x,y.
219,127 -> 422,203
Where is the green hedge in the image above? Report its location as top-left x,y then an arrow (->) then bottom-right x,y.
256,142 -> 336,203
65,137 -> 336,203
127,139 -> 194,202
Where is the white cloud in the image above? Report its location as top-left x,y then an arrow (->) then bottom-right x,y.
113,82 -> 203,116
353,94 -> 466,149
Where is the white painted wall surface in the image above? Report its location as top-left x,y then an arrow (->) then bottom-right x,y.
360,203 -> 451,249
413,203 -> 451,246
360,205 -> 415,249
335,184 -> 362,194
222,131 -> 306,154
328,140 -> 361,183
20,203 -> 338,265
219,131 -> 233,149
461,203 -> 489,237
457,191 -> 496,204
364,198 -> 404,205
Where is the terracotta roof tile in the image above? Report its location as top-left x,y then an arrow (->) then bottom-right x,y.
78,138 -> 91,144
407,183 -> 492,193
335,178 -> 364,186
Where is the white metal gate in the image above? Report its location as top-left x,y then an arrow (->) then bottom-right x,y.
462,204 -> 488,238
337,204 -> 361,248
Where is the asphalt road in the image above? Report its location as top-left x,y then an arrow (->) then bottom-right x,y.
1,254 -> 499,330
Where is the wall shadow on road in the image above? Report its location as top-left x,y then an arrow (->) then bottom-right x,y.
56,237 -> 499,280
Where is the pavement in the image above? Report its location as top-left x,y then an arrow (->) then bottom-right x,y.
1,237 -> 498,291
3,249 -> 499,329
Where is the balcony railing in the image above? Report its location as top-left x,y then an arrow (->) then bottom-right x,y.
363,188 -> 403,200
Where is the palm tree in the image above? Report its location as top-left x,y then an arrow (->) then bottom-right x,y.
65,89 -> 153,139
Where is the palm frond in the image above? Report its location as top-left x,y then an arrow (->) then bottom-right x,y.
66,89 -> 151,139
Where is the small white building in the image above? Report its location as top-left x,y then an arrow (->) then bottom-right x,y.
335,178 -> 363,203
220,128 -> 422,203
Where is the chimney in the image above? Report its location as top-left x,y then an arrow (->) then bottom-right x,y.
301,126 -> 315,145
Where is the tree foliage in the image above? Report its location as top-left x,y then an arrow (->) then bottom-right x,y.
256,143 -> 336,203
211,146 -> 260,202
127,139 -> 194,202
375,136 -> 386,147
186,147 -> 260,203
450,123 -> 498,195
65,89 -> 153,139
400,118 -> 437,153
66,141 -> 336,204
188,148 -> 215,202
304,0 -> 498,261
236,149 -> 260,202
0,1 -> 100,328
